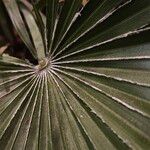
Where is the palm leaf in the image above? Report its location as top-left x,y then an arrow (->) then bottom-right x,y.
0,0 -> 150,149
2,0 -> 37,59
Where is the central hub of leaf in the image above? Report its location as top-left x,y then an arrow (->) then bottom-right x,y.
36,58 -> 50,71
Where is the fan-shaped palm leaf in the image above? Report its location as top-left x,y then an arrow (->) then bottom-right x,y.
0,0 -> 150,149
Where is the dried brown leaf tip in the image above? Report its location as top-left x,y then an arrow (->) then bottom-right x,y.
59,0 -> 65,2
82,0 -> 89,6
59,0 -> 89,6
0,44 -> 9,56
